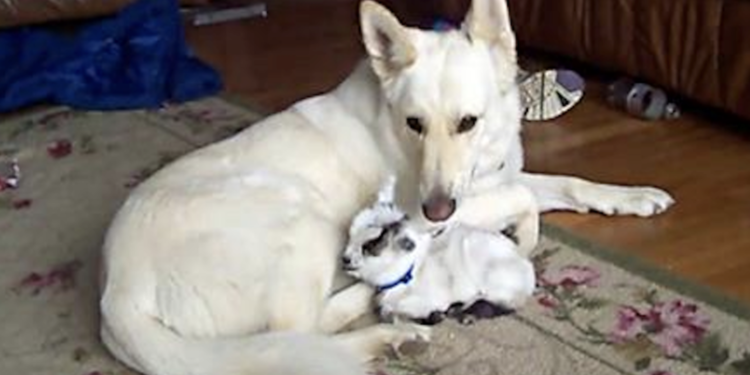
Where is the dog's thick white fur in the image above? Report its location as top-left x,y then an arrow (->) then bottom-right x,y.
343,178 -> 536,321
99,1 -> 675,375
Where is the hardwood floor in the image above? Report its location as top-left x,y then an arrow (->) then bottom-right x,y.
184,0 -> 363,110
524,83 -> 750,302
184,0 -> 750,304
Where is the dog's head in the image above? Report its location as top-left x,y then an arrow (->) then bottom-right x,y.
360,0 -> 521,223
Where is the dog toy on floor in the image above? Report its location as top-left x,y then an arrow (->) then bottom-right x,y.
518,69 -> 586,121
607,78 -> 681,120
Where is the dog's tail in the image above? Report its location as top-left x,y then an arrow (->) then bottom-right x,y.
100,297 -> 366,375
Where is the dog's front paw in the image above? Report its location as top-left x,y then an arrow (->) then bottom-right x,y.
575,184 -> 675,217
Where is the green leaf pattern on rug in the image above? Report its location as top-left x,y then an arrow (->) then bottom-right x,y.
149,104 -> 240,136
4,109 -> 84,142
124,151 -> 183,188
730,353 -> 750,375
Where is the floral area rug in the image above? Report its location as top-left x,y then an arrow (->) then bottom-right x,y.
1,98 -> 749,375
381,228 -> 750,375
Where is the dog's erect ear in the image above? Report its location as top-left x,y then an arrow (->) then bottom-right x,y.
463,0 -> 516,57
463,0 -> 517,88
360,1 -> 416,80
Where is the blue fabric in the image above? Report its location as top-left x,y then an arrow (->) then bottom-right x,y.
0,0 -> 221,112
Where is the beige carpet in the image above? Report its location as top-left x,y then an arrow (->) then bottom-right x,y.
1,98 -> 748,375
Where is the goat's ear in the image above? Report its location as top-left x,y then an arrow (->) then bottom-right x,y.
377,175 -> 397,204
360,1 -> 416,80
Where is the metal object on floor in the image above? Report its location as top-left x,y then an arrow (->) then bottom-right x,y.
607,78 -> 681,121
182,1 -> 267,26
0,158 -> 20,191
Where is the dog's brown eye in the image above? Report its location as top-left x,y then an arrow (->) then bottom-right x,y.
406,117 -> 424,134
457,115 -> 478,133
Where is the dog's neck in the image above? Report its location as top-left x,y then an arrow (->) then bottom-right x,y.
331,60 -> 382,127
332,61 -> 408,159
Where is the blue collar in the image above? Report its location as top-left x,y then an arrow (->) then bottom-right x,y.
376,264 -> 415,293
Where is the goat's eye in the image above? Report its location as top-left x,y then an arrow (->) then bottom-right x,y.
362,238 -> 381,256
362,229 -> 387,256
406,117 -> 424,134
397,237 -> 415,251
457,115 -> 478,133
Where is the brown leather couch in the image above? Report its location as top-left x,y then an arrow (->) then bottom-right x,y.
384,0 -> 750,121
0,0 -> 210,28
0,0 -> 135,27
509,0 -> 750,120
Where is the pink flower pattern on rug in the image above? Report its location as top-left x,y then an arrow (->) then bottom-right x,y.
529,248 -> 749,375
540,264 -> 601,288
611,300 -> 710,357
2,99 -> 748,375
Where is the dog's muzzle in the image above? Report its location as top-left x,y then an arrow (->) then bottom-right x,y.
421,190 -> 456,222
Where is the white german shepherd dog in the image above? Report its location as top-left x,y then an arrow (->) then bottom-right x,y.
99,0 -> 674,374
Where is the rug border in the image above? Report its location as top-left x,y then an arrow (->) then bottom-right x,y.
542,223 -> 750,321
216,95 -> 750,322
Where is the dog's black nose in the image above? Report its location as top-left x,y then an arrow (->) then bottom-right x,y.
342,256 -> 353,268
422,191 -> 456,222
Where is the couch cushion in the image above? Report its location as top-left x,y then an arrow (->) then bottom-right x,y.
508,0 -> 750,120
0,0 -> 136,28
